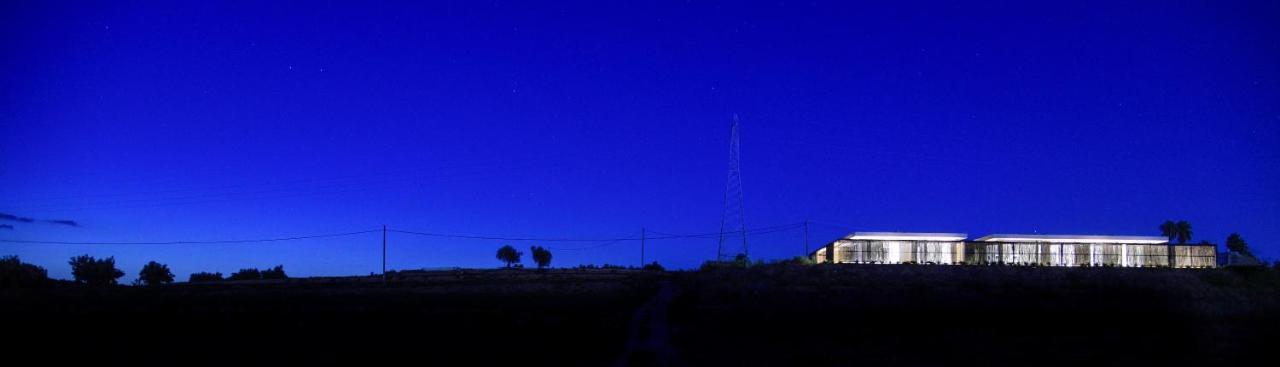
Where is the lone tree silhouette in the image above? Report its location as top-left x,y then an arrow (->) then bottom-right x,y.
1226,233 -> 1252,256
530,246 -> 553,269
68,255 -> 124,286
138,261 -> 174,286
496,245 -> 522,268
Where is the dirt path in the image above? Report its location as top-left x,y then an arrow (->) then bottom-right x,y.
616,280 -> 676,367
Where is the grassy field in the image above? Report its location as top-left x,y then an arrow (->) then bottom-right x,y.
668,264 -> 1280,366
4,265 -> 1277,365
3,268 -> 660,365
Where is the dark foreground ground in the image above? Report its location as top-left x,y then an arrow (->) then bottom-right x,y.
671,265 -> 1279,366
4,265 -> 1278,366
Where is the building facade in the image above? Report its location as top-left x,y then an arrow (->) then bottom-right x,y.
812,232 -> 1217,268
813,232 -> 967,265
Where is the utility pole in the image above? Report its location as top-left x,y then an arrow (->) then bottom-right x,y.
640,227 -> 646,267
804,219 -> 810,257
381,224 -> 387,283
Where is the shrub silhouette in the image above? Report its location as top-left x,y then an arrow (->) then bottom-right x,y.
1226,233 -> 1252,256
68,255 -> 124,286
642,261 -> 665,271
188,272 -> 223,282
261,265 -> 287,279
137,261 -> 174,286
530,246 -> 553,269
1,255 -> 50,288
228,268 -> 262,281
496,245 -> 522,268
781,256 -> 815,265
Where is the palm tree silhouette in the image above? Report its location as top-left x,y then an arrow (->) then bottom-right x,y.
1174,220 -> 1192,244
1159,221 -> 1177,243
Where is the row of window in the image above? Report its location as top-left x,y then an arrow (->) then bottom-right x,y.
814,240 -> 1216,268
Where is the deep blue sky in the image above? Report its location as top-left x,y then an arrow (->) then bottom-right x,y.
3,1 -> 1277,280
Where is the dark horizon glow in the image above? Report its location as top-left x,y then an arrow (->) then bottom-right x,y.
3,1 -> 1278,280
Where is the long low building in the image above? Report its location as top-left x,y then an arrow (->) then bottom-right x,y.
812,232 -> 1217,268
814,232 -> 968,265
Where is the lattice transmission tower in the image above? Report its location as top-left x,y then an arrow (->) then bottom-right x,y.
717,114 -> 748,261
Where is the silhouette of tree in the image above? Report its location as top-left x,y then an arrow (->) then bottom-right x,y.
1,255 -> 50,288
1159,220 -> 1177,242
188,272 -> 223,282
496,245 -> 522,268
261,265 -> 288,279
138,261 -> 174,286
68,255 -> 124,286
530,246 -> 552,269
1226,233 -> 1251,256
642,261 -> 665,271
228,268 -> 262,281
1174,220 -> 1192,244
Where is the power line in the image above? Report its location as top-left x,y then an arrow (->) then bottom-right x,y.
549,238 -> 631,251
646,222 -> 803,240
723,224 -> 805,237
809,219 -> 859,230
0,229 -> 381,245
387,229 -> 638,242
389,222 -> 804,243
0,222 -> 805,246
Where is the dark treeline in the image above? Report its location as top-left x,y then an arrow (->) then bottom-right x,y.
1,246 -> 678,289
0,255 -> 288,288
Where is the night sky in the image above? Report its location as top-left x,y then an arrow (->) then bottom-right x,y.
3,1 -> 1277,280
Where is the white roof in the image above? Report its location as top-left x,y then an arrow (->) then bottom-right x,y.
842,232 -> 967,242
974,234 -> 1167,244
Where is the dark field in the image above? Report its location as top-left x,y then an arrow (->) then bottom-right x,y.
5,266 -> 1278,366
670,265 -> 1280,366
5,269 -> 659,365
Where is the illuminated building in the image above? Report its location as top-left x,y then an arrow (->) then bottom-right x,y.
812,232 -> 1216,268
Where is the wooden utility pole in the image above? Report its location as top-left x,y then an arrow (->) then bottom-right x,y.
640,228 -> 646,267
382,224 -> 387,283
804,219 -> 810,257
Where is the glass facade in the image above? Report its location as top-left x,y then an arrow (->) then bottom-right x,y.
828,239 -> 966,265
1172,245 -> 1216,268
813,233 -> 1217,268
962,242 -> 1171,267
